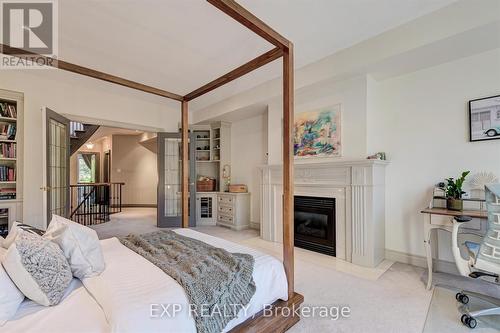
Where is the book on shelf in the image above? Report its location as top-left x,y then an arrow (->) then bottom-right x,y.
0,165 -> 15,181
0,103 -> 17,118
0,193 -> 15,200
0,142 -> 16,158
0,188 -> 15,200
0,123 -> 16,140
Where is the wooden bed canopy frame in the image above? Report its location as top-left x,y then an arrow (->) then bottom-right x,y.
1,0 -> 303,331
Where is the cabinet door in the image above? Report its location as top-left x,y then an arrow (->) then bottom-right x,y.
197,194 -> 216,224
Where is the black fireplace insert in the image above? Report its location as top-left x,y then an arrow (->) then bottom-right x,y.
294,196 -> 336,256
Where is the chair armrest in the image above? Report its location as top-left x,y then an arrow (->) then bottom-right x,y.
454,215 -> 473,223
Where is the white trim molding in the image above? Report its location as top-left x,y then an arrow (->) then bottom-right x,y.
385,249 -> 459,275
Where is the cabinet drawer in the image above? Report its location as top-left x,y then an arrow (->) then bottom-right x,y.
218,204 -> 234,214
218,213 -> 234,224
218,195 -> 234,205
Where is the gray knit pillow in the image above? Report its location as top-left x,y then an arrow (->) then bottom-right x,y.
2,231 -> 72,306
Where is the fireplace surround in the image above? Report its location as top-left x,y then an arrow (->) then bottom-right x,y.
260,159 -> 388,267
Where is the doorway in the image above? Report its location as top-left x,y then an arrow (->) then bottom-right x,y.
43,110 -> 197,236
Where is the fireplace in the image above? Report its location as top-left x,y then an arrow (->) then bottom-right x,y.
294,196 -> 336,256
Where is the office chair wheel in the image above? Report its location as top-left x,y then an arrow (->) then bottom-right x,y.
456,292 -> 469,304
461,314 -> 477,329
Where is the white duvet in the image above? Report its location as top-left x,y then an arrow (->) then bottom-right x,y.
4,229 -> 288,333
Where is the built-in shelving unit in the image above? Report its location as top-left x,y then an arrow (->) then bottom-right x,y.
191,121 -> 231,192
0,89 -> 23,236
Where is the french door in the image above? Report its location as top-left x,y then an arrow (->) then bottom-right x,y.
42,108 -> 71,226
157,132 -> 196,227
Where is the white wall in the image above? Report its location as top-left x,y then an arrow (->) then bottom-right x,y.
230,113 -> 268,226
111,135 -> 158,206
369,48 -> 500,261
0,69 -> 179,229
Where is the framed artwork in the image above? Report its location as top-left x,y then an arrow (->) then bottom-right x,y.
469,94 -> 500,142
294,104 -> 341,158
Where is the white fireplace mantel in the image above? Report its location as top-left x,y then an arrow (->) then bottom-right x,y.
259,159 -> 388,268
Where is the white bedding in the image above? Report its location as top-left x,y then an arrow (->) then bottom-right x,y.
3,229 -> 288,333
3,279 -> 109,333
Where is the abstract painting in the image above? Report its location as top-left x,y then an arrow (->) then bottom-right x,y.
294,105 -> 341,157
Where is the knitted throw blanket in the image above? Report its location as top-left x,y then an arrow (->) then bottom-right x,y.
119,231 -> 256,333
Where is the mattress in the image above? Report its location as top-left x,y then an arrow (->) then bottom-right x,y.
3,228 -> 288,333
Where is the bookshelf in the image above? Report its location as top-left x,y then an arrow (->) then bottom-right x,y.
0,89 -> 23,236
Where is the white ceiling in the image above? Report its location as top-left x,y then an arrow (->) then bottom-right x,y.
59,0 -> 457,109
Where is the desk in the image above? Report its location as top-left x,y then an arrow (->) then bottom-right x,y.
421,208 -> 487,290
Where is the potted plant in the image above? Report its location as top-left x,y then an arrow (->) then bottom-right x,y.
444,171 -> 470,211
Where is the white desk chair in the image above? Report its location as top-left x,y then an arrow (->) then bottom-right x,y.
452,184 -> 500,329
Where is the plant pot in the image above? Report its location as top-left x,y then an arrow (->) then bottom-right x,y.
447,198 -> 463,211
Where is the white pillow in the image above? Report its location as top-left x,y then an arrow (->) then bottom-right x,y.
0,236 -> 4,248
3,231 -> 72,306
0,247 -> 24,326
44,215 -> 105,279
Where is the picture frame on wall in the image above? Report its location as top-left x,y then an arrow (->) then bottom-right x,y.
469,94 -> 500,142
294,104 -> 342,158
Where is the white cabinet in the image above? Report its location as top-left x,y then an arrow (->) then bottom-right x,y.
216,193 -> 250,230
0,201 -> 22,237
196,193 -> 217,225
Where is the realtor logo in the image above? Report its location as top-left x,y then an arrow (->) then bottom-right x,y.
1,0 -> 58,68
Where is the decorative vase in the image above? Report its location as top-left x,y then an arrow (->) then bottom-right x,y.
447,198 -> 463,211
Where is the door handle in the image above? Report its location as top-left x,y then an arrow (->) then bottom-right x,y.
40,186 -> 51,191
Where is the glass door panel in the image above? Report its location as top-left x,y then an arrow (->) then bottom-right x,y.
157,132 -> 196,227
44,108 -> 70,224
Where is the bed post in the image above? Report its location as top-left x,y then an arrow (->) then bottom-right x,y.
283,44 -> 294,299
181,100 -> 189,228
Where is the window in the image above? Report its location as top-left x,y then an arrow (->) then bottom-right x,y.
77,153 -> 98,183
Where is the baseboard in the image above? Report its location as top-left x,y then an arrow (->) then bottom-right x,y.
250,222 -> 260,230
385,249 -> 459,275
121,204 -> 157,208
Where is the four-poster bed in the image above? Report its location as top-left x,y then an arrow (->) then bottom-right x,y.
1,0 -> 302,331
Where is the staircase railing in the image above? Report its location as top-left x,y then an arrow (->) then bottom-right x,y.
69,182 -> 124,226
70,121 -> 84,137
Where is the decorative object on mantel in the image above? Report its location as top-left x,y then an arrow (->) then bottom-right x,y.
443,171 -> 470,211
294,104 -> 341,158
367,152 -> 386,160
229,184 -> 248,193
469,94 -> 500,142
469,171 -> 498,199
